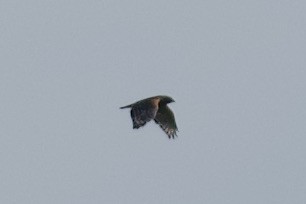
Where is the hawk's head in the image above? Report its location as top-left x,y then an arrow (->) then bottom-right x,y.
158,95 -> 175,104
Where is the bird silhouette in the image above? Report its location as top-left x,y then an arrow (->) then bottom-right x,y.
120,95 -> 178,139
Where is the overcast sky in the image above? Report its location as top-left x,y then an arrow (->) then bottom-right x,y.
1,1 -> 305,203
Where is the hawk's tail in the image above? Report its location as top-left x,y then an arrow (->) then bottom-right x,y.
120,104 -> 132,109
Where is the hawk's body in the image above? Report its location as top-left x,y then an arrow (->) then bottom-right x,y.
120,95 -> 178,139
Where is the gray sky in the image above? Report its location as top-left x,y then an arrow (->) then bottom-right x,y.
1,1 -> 305,203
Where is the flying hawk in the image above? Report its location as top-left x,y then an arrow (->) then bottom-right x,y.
120,95 -> 178,139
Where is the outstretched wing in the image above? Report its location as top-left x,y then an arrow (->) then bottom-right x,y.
154,105 -> 178,139
130,99 -> 159,129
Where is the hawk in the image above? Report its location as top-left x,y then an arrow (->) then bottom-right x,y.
120,95 -> 178,139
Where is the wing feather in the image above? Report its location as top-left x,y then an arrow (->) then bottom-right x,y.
130,98 -> 159,129
154,105 -> 178,139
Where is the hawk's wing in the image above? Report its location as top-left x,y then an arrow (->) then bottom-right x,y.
130,99 -> 159,129
154,105 -> 178,138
